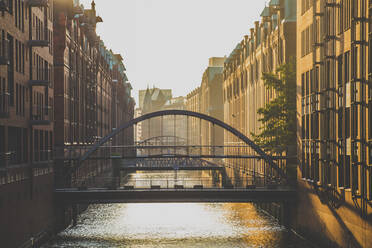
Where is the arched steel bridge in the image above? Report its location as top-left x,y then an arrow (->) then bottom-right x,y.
55,110 -> 295,204
79,110 -> 286,179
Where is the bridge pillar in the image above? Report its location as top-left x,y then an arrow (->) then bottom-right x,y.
72,204 -> 78,226
111,159 -> 121,189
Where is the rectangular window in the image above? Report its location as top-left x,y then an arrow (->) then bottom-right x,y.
326,61 -> 331,89
338,109 -> 343,139
345,107 -> 350,138
15,83 -> 18,114
315,66 -> 319,91
21,2 -> 24,32
369,101 -> 372,140
310,69 -> 314,93
17,0 -> 20,29
301,73 -> 305,96
352,163 -> 359,192
369,167 -> 372,200
352,105 -> 359,138
305,71 -> 309,96
301,30 -> 305,57
314,113 -> 319,139
22,128 -> 27,162
15,40 -> 18,72
338,55 -> 343,86
306,114 -> 310,139
14,0 -> 17,27
302,116 -> 305,139
324,111 -> 330,139
22,85 -> 24,116
8,0 -> 13,14
22,43 -> 24,73
339,156 -> 344,187
34,130 -> 39,162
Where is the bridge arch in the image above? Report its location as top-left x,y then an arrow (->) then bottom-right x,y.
81,110 -> 286,179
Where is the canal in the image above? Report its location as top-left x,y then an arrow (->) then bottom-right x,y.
45,171 -> 313,248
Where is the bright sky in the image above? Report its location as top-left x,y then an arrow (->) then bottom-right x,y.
79,0 -> 267,105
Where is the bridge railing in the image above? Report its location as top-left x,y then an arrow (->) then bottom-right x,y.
58,173 -> 284,190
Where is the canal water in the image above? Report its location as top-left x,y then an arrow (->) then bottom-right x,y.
45,171 -> 313,248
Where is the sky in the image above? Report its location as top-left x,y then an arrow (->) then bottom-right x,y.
79,0 -> 268,105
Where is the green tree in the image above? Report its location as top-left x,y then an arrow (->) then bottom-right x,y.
251,59 -> 296,155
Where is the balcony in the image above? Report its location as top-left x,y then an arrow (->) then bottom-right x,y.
0,92 -> 9,118
29,67 -> 52,87
0,0 -> 9,12
28,27 -> 49,47
30,105 -> 53,125
0,39 -> 9,65
26,0 -> 48,7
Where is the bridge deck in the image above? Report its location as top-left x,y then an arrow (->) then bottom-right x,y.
55,187 -> 296,204
119,166 -> 224,171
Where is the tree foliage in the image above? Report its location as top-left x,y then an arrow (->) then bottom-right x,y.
251,59 -> 296,154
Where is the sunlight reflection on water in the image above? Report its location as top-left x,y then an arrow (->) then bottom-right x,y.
45,172 -> 310,248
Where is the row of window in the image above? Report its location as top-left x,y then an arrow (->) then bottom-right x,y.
301,146 -> 372,199
14,0 -> 26,32
301,24 -> 314,57
338,0 -> 351,34
33,129 -> 53,162
15,39 -> 25,74
15,83 -> 27,117
301,0 -> 313,15
32,53 -> 52,82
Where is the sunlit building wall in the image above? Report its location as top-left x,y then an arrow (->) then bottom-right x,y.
186,57 -> 225,156
296,0 -> 372,246
223,0 -> 296,172
186,87 -> 201,146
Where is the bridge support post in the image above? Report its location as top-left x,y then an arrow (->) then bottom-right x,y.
72,204 -> 78,227
111,159 -> 121,189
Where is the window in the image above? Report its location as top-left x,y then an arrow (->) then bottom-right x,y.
339,156 -> 344,187
345,107 -> 350,138
338,55 -> 343,86
301,73 -> 305,96
306,114 -> 310,139
338,109 -> 343,139
369,101 -> 372,140
305,71 -> 309,96
16,83 -> 18,115
302,116 -> 305,139
312,112 -> 319,139
351,105 -> 358,138
343,0 -> 351,31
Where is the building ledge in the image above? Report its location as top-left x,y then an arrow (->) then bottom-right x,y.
30,120 -> 52,126
29,79 -> 49,87
26,0 -> 48,7
27,40 -> 49,47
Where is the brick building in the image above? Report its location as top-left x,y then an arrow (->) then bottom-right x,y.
53,0 -> 134,185
222,0 -> 296,171
0,0 -> 135,246
296,0 -> 372,246
0,0 -> 55,247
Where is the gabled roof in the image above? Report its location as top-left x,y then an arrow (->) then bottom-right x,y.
260,6 -> 270,17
